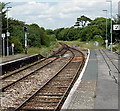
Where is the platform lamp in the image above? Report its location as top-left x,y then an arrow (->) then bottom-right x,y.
2,33 -> 5,56
103,9 -> 108,49
106,0 -> 113,52
6,6 -> 12,56
24,26 -> 28,54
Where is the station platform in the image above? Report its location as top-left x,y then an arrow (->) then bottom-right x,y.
62,49 -> 119,110
0,54 -> 43,75
0,54 -> 33,64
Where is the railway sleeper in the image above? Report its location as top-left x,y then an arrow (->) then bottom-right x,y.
34,95 -> 62,98
44,86 -> 68,88
22,102 -> 58,109
39,89 -> 66,93
21,106 -> 55,110
27,98 -> 60,103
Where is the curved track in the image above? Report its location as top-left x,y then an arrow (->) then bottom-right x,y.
14,45 -> 85,111
1,43 -> 85,111
1,45 -> 68,91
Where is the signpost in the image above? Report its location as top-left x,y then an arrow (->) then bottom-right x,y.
105,40 -> 108,48
7,31 -> 10,56
113,24 -> 120,30
2,33 -> 5,56
11,43 -> 14,55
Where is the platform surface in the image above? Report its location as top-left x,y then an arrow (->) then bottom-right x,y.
61,49 -> 119,110
0,54 -> 35,64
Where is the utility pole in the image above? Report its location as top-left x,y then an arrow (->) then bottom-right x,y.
24,26 -> 28,54
103,10 -> 108,49
106,0 -> 113,52
6,6 -> 12,56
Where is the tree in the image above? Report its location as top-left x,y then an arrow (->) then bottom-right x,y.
54,28 -> 64,40
46,29 -> 54,35
77,15 -> 92,27
0,2 -> 7,33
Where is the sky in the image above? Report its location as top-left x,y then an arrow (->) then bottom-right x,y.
0,0 -> 120,29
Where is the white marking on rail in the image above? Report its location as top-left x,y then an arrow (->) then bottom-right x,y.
61,49 -> 90,110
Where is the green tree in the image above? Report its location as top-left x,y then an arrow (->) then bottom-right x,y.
46,29 -> 54,35
77,15 -> 92,27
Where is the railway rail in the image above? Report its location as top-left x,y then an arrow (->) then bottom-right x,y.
1,45 -> 68,91
15,46 -> 85,111
1,43 -> 85,111
102,49 -> 119,73
1,54 -> 44,75
99,49 -> 119,84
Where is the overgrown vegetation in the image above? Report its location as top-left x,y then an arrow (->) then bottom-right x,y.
28,42 -> 58,57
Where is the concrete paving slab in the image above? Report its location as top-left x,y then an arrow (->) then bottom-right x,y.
94,49 -> 118,109
68,80 -> 96,109
0,54 -> 32,63
61,49 -> 97,110
82,50 -> 97,80
61,49 -> 118,110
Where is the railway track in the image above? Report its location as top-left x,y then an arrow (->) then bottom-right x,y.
99,49 -> 119,84
102,49 -> 119,73
14,46 -> 85,111
1,45 -> 68,91
1,44 -> 85,111
1,43 -> 67,79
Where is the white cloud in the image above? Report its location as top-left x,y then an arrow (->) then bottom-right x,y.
1,0 -> 119,29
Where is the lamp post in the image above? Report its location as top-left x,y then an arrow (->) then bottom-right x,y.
103,10 -> 108,49
11,43 -> 14,55
6,6 -> 12,56
106,0 -> 112,52
2,33 -> 5,56
24,26 -> 28,54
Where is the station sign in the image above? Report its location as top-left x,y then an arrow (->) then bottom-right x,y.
113,24 -> 120,30
2,33 -> 5,39
12,43 -> 14,47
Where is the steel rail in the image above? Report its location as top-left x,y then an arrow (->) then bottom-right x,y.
99,49 -> 119,84
1,57 -> 58,91
59,42 -> 85,58
99,49 -> 112,74
1,47 -> 68,91
14,49 -> 74,111
54,48 -> 85,111
1,45 -> 66,80
1,58 -> 47,79
102,49 -> 119,73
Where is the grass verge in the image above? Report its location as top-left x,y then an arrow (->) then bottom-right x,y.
28,42 -> 59,57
